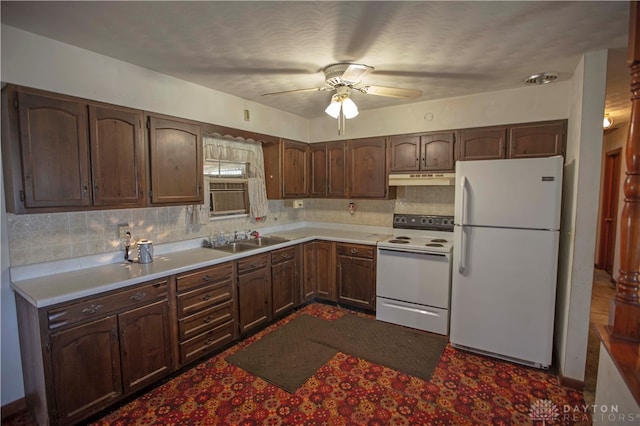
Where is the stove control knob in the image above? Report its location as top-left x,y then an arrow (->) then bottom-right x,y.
427,218 -> 435,225
420,217 -> 427,225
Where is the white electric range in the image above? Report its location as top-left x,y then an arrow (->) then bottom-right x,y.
376,214 -> 454,335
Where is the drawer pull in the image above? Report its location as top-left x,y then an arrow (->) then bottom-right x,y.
202,275 -> 212,282
202,293 -> 213,301
350,248 -> 359,255
130,292 -> 146,302
203,315 -> 214,324
204,338 -> 214,346
281,253 -> 289,258
249,263 -> 260,268
82,304 -> 103,315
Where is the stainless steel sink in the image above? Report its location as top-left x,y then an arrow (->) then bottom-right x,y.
210,236 -> 289,253
211,242 -> 256,253
241,236 -> 289,247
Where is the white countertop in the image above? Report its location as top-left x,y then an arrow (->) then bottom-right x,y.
10,223 -> 391,308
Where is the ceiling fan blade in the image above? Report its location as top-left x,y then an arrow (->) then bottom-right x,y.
261,86 -> 334,96
341,64 -> 374,84
358,85 -> 422,98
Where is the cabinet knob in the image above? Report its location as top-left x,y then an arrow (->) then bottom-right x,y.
202,275 -> 212,282
350,248 -> 359,255
203,315 -> 214,324
281,253 -> 289,258
202,293 -> 213,301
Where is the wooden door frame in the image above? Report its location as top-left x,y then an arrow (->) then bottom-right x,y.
596,147 -> 622,274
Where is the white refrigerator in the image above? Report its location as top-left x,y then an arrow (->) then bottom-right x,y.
450,156 -> 563,369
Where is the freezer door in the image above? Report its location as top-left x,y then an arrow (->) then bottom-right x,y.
450,225 -> 559,367
454,156 -> 563,229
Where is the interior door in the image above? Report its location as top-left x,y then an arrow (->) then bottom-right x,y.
597,148 -> 622,275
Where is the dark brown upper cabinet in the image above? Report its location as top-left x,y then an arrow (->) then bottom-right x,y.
89,105 -> 146,207
148,114 -> 203,205
458,121 -> 565,162
390,131 -> 456,172
309,143 -> 328,198
263,139 -> 308,199
458,126 -> 508,161
14,89 -> 92,209
507,121 -> 565,159
2,85 -> 147,213
348,137 -> 389,199
309,141 -> 347,198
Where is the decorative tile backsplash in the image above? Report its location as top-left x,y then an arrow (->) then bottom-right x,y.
6,186 -> 454,266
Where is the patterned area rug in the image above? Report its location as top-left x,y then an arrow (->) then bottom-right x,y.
4,303 -> 591,425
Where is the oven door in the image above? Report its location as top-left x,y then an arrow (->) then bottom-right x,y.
376,247 -> 451,309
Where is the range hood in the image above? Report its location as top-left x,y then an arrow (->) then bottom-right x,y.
388,172 -> 455,186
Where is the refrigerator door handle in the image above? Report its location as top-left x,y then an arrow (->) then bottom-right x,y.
458,225 -> 467,274
459,176 -> 468,226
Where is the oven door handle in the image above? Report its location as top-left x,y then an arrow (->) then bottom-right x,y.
377,248 -> 449,259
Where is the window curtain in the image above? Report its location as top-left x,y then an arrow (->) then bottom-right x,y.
203,133 -> 269,219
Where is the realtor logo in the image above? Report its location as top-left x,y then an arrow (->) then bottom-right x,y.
529,399 -> 560,425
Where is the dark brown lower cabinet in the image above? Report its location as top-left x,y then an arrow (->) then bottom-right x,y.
50,316 -> 122,424
336,243 -> 376,310
237,253 -> 271,335
271,246 -> 298,317
15,278 -> 172,426
303,241 -> 335,302
118,300 -> 172,394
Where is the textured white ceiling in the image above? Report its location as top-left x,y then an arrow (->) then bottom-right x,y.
1,1 -> 632,124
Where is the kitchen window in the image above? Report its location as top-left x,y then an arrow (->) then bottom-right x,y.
203,134 -> 269,219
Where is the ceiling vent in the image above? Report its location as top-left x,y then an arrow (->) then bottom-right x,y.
524,72 -> 558,85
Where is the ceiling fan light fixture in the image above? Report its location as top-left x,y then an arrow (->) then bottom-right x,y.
325,96 -> 341,119
342,97 -> 359,119
603,114 -> 613,130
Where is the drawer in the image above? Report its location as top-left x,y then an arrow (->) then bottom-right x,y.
178,299 -> 234,341
336,243 -> 375,259
271,246 -> 296,264
179,320 -> 234,365
237,253 -> 269,275
177,280 -> 232,317
47,279 -> 168,330
176,262 -> 233,293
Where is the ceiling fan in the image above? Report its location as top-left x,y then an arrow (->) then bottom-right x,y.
261,63 -> 423,134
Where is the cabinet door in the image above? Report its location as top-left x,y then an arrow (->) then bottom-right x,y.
282,140 -> 308,198
458,127 -> 507,161
50,316 -> 122,424
118,299 -> 172,394
508,121 -> 565,159
390,135 -> 420,172
422,132 -> 456,171
309,143 -> 327,197
348,137 -> 387,198
336,255 -> 375,310
302,243 -> 317,301
271,258 -> 297,317
327,141 -> 348,197
89,105 -> 146,207
148,116 -> 203,204
237,268 -> 271,334
17,91 -> 91,208
315,241 -> 335,301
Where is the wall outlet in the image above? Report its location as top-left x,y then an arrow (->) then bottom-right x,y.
117,224 -> 131,239
293,200 -> 304,209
